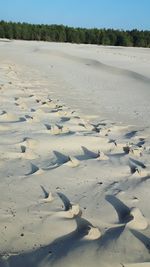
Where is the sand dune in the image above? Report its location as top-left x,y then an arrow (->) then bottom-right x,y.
0,41 -> 150,267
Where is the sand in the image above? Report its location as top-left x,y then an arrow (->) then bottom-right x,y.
0,40 -> 150,267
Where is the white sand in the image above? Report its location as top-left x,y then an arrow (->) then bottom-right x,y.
0,40 -> 150,267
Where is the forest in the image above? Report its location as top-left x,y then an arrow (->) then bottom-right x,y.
0,20 -> 150,47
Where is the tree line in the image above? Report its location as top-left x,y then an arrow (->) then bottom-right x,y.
0,21 -> 150,47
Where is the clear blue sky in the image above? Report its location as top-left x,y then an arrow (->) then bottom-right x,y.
0,0 -> 150,30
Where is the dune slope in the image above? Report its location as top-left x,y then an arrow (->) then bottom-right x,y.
0,40 -> 150,267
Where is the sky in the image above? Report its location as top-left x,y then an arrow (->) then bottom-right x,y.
0,0 -> 150,30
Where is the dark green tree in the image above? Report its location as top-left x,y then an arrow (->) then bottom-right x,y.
0,21 -> 149,48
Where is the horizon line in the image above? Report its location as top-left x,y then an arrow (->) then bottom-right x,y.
1,20 -> 150,32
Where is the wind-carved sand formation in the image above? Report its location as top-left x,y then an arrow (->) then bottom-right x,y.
0,40 -> 150,267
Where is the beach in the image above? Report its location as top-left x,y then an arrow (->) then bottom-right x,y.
0,40 -> 150,267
